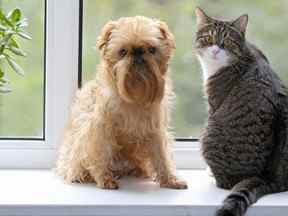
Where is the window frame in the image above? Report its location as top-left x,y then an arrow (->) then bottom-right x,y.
0,0 -> 80,168
0,0 -> 205,169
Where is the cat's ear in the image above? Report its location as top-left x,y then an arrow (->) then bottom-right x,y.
232,14 -> 248,34
195,7 -> 211,30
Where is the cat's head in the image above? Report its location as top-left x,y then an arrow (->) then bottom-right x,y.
195,7 -> 248,67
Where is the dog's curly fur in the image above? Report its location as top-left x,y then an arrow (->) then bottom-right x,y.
55,16 -> 187,190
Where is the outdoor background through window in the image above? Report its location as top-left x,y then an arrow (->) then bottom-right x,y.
0,0 -> 45,138
82,0 -> 288,138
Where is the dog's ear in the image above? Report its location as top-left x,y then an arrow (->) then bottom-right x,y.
97,21 -> 117,51
156,20 -> 176,49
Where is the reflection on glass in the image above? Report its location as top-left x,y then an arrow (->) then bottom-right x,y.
82,0 -> 288,138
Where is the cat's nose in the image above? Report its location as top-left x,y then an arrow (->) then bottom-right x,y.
211,46 -> 220,56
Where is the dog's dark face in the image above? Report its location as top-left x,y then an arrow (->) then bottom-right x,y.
97,16 -> 175,105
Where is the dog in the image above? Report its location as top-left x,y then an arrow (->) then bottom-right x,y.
56,16 -> 187,190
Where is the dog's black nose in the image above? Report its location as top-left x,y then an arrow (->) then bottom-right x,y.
132,47 -> 145,57
132,47 -> 145,64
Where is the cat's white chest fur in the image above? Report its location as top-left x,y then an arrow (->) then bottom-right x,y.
197,45 -> 230,83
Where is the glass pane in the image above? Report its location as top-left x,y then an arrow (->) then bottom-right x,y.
0,0 -> 45,138
82,0 -> 288,138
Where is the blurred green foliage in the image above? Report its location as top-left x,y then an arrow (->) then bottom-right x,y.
1,0 -> 288,139
0,0 -> 44,137
83,0 -> 288,138
0,7 -> 31,93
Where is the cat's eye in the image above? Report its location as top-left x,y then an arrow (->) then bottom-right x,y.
119,48 -> 128,57
206,36 -> 213,44
224,39 -> 233,48
148,47 -> 156,54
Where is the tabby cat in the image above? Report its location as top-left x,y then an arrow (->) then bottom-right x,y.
195,7 -> 288,216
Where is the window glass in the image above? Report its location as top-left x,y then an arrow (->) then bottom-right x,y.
0,0 -> 45,138
82,0 -> 288,138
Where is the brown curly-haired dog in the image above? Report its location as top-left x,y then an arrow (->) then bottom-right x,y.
55,16 -> 187,190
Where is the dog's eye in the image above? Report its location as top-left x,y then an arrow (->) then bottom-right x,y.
148,47 -> 156,54
119,48 -> 127,57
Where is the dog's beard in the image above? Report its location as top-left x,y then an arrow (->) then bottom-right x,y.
115,58 -> 165,105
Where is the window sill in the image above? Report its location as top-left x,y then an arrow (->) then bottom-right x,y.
0,170 -> 287,216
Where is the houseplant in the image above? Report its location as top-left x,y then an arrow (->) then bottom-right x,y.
0,8 -> 31,93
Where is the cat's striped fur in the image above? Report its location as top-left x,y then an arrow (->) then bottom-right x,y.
195,7 -> 288,216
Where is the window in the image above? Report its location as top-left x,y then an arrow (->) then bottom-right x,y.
80,0 -> 288,169
0,0 -> 45,138
81,0 -> 205,169
81,0 -> 288,140
0,0 -> 80,168
1,0 -> 287,168
81,0 -> 206,138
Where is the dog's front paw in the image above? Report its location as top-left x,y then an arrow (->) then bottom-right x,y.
160,177 -> 188,189
97,178 -> 119,190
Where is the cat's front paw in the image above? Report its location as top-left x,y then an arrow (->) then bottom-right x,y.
215,197 -> 246,216
216,208 -> 237,216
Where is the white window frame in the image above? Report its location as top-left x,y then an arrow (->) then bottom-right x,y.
0,0 -> 205,169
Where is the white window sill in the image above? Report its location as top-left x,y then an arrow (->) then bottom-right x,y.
0,170 -> 287,216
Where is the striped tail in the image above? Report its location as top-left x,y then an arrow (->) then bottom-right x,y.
215,177 -> 281,216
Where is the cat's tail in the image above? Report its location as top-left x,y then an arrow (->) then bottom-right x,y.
215,177 -> 281,216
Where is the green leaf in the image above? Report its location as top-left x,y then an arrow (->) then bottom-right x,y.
0,77 -> 9,83
17,31 -> 31,40
0,68 -> 9,83
6,56 -> 24,76
8,46 -> 26,56
5,29 -> 16,34
16,18 -> 28,28
8,8 -> 21,23
0,78 -> 9,83
0,24 -> 7,31
0,68 -> 3,78
9,38 -> 19,48
0,33 -> 13,46
0,85 -> 11,93
0,9 -> 13,27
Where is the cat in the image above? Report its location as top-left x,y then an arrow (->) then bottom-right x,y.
195,7 -> 288,216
